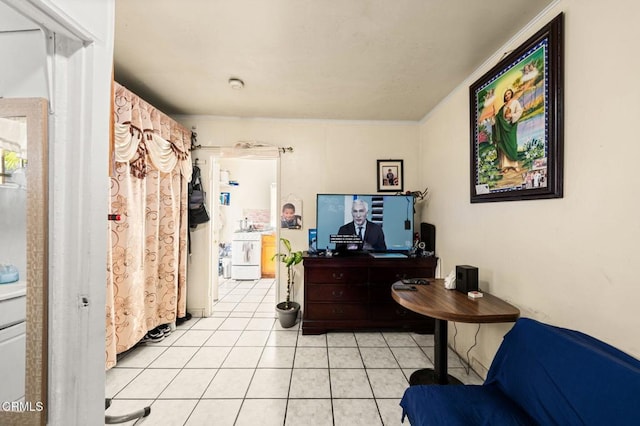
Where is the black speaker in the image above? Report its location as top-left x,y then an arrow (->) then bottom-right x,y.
420,223 -> 436,253
456,265 -> 478,294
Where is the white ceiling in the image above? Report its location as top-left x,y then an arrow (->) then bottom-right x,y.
114,0 -> 554,122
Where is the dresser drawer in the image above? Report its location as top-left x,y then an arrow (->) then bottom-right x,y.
368,267 -> 434,284
369,285 -> 398,302
305,303 -> 367,320
306,267 -> 368,284
306,284 -> 367,302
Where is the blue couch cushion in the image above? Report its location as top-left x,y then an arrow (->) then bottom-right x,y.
485,318 -> 640,426
400,383 -> 537,426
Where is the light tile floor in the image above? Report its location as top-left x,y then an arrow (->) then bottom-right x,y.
106,278 -> 483,425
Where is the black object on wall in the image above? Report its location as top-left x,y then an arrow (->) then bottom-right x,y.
455,265 -> 478,294
420,223 -> 436,253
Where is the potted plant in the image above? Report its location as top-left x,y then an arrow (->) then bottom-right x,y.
272,237 -> 303,328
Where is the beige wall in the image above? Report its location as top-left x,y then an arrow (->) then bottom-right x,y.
419,0 -> 640,374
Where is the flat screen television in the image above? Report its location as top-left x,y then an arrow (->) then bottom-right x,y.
316,194 -> 414,253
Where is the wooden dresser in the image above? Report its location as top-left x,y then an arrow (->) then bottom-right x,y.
302,254 -> 437,335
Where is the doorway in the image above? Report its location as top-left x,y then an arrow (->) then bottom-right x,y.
188,148 -> 280,319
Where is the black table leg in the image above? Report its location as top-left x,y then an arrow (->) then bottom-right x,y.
409,319 -> 463,385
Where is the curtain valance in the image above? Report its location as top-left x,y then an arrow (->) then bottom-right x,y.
113,81 -> 192,179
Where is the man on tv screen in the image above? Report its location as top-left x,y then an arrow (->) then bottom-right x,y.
338,199 -> 386,250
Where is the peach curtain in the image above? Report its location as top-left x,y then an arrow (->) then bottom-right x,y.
106,82 -> 192,369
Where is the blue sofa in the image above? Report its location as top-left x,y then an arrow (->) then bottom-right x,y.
400,318 -> 640,425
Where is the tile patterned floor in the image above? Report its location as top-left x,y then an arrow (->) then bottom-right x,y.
105,278 -> 483,425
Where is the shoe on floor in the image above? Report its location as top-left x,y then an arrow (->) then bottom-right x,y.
142,327 -> 165,343
157,323 -> 172,336
176,313 -> 192,326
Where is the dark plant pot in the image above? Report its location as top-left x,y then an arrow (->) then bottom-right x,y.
276,301 -> 300,328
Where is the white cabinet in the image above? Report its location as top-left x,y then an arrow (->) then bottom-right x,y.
231,232 -> 262,280
0,281 -> 27,402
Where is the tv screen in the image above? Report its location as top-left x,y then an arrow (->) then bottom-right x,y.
316,194 -> 414,253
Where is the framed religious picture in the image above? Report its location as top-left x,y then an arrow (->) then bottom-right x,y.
377,159 -> 403,192
470,13 -> 563,203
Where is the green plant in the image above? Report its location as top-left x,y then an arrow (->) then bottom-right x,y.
272,237 -> 303,310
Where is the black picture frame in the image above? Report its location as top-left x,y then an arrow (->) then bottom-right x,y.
470,13 -> 563,203
377,159 -> 403,192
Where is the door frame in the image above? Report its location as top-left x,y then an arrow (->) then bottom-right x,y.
199,149 -> 281,316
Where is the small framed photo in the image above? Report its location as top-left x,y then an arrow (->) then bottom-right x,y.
377,159 -> 403,192
280,199 -> 302,229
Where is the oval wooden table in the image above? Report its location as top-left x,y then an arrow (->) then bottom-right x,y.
391,278 -> 520,385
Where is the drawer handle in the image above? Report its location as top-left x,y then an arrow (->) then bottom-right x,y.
332,272 -> 344,280
332,307 -> 345,315
332,290 -> 344,298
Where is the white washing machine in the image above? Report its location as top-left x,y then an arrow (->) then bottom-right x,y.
0,281 -> 27,403
231,232 -> 262,280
